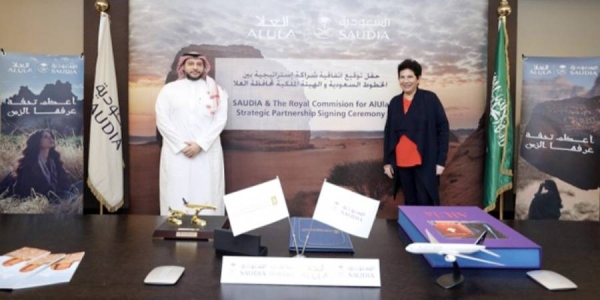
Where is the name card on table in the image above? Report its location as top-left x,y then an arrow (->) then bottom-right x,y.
220,256 -> 380,287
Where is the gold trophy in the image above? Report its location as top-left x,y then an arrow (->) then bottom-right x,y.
154,198 -> 225,240
183,198 -> 217,226
167,207 -> 187,225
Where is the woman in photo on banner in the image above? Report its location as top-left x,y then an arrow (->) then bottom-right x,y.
528,179 -> 563,220
0,129 -> 79,202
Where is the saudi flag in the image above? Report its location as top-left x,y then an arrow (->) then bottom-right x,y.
483,17 -> 514,211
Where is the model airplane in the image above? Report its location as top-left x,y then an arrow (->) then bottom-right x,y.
406,229 -> 503,289
182,198 -> 217,226
406,229 -> 503,266
182,198 -> 217,211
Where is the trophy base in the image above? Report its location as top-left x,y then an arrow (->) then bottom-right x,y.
153,216 -> 228,241
213,229 -> 268,256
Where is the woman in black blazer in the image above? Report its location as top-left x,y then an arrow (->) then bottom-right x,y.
383,59 -> 449,205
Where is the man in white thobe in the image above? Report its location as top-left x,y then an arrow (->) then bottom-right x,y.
155,52 -> 228,216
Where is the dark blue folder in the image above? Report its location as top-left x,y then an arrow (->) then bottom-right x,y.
288,217 -> 354,253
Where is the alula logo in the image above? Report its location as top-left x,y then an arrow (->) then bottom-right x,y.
529,64 -> 551,75
8,61 -> 33,74
247,15 -> 297,40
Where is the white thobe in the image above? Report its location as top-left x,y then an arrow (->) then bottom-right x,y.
155,77 -> 228,216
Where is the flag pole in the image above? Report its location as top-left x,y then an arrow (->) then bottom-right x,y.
498,0 -> 511,17
498,0 -> 510,222
287,216 -> 301,256
299,219 -> 316,257
95,0 -> 109,217
499,194 -> 504,220
95,0 -> 109,13
96,1 -> 108,217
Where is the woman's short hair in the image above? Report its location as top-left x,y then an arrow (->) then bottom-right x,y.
397,59 -> 422,79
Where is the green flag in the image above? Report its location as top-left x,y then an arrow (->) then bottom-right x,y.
484,17 -> 513,211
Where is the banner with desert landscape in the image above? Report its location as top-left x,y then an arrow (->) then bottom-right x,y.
128,0 -> 490,217
516,56 -> 600,221
0,52 -> 84,214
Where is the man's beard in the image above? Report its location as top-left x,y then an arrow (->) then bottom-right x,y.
185,72 -> 202,81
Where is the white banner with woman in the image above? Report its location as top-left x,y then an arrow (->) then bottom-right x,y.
0,52 -> 84,214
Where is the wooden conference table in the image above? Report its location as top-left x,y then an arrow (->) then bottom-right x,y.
0,214 -> 598,300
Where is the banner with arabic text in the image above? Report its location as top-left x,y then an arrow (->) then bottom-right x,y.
516,56 -> 599,221
0,52 -> 83,214
129,0 -> 490,217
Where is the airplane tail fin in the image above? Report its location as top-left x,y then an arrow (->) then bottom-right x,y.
475,230 -> 502,258
475,230 -> 488,245
425,229 -> 439,243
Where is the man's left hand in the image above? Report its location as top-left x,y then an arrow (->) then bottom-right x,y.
183,142 -> 202,158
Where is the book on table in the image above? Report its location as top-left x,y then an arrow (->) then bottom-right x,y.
289,217 -> 354,253
398,206 -> 541,269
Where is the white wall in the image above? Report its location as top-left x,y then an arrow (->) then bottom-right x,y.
516,0 -> 600,123
0,0 -> 83,55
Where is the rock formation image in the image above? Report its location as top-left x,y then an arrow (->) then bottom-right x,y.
440,126 -> 485,207
520,96 -> 599,190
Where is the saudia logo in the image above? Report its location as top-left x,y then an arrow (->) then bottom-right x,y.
313,16 -> 391,41
51,62 -> 79,75
555,64 -> 567,76
247,15 -> 391,42
312,17 -> 335,40
337,17 -> 391,41
37,62 -> 49,74
569,64 -> 598,76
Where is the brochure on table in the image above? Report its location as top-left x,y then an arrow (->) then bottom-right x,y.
0,247 -> 85,290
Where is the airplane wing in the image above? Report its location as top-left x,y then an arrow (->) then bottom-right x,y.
425,229 -> 439,243
453,253 -> 505,266
480,248 -> 501,258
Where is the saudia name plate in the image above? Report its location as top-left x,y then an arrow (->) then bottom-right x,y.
220,256 -> 381,287
153,215 -> 228,240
